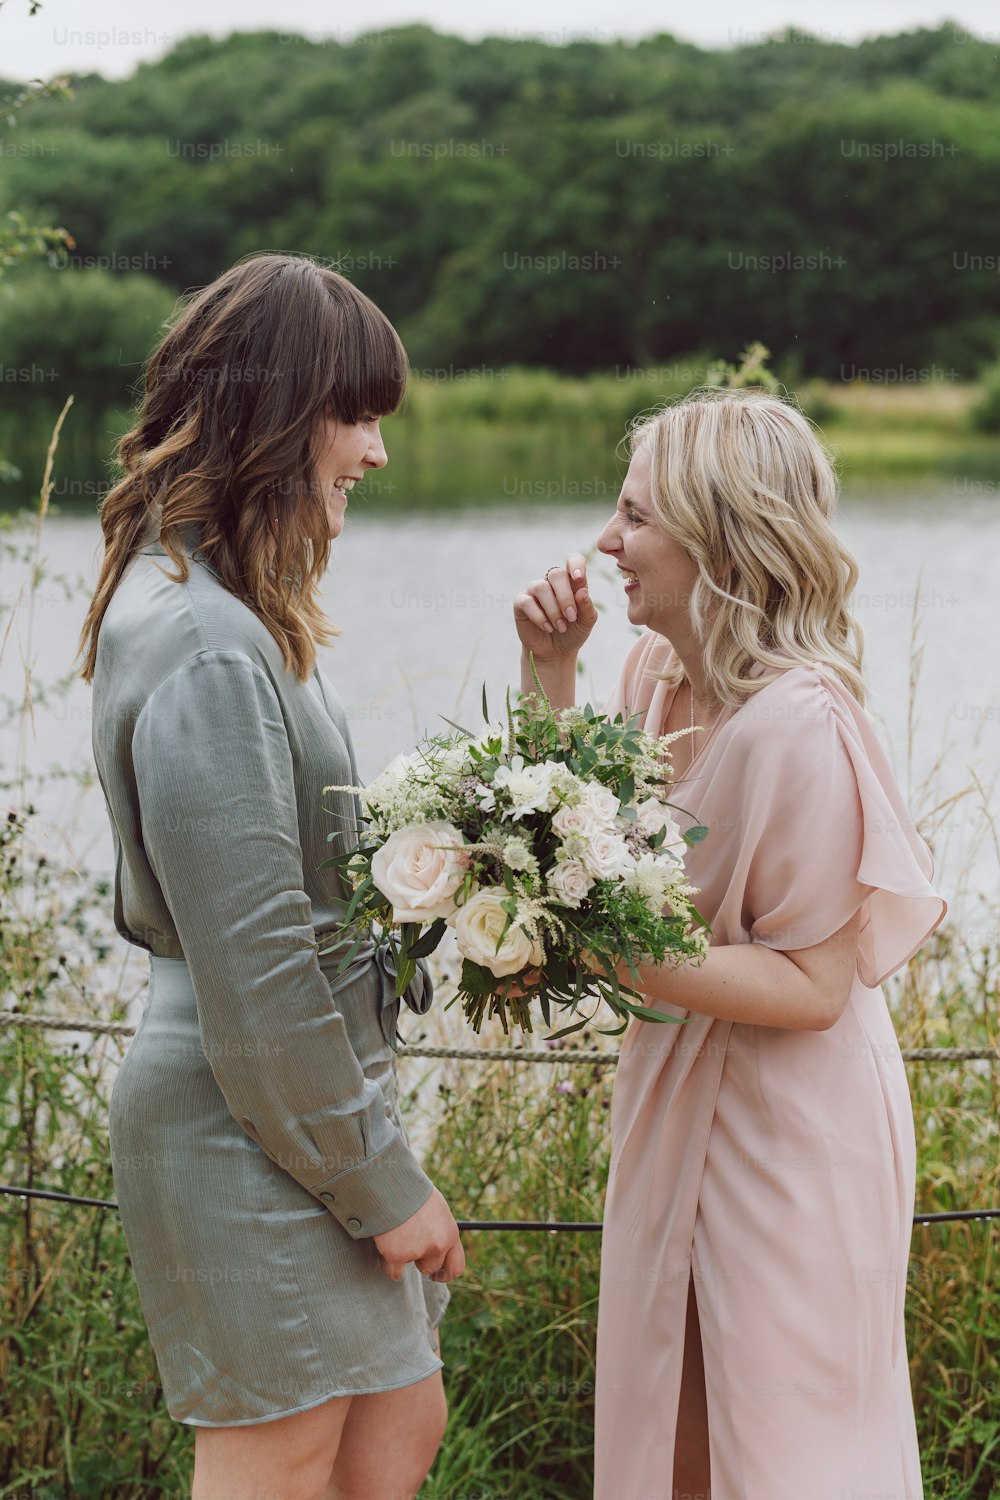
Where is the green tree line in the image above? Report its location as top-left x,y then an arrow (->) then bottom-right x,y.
2,22 -> 1000,414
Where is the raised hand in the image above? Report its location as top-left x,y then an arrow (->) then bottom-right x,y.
513,552 -> 599,665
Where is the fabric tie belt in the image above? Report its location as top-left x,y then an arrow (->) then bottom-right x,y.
319,933 -> 433,1052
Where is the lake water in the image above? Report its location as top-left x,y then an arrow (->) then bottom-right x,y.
2,488 -> 998,966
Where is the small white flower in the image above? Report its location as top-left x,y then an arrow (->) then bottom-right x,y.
493,758 -> 556,820
472,720 -> 508,751
554,706 -> 588,733
502,837 -> 536,873
622,853 -> 668,915
555,828 -> 589,863
438,743 -> 473,780
548,764 -> 586,806
360,759 -> 406,812
475,782 -> 497,813
383,751 -> 418,781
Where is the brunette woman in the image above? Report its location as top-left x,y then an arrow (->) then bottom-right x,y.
77,253 -> 463,1500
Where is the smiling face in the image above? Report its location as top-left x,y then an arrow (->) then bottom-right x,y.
311,411 -> 389,538
596,443 -> 701,639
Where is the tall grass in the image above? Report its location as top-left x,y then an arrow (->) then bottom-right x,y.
0,806 -> 189,1498
3,368 -> 999,517
0,443 -> 997,1497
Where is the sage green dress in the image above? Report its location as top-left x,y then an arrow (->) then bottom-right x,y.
91,523 -> 448,1427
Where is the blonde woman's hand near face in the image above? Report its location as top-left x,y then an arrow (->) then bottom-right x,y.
513,554 -> 598,664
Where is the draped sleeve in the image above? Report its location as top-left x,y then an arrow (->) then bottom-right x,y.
738,665 -> 947,988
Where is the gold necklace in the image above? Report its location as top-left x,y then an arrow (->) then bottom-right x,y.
684,674 -> 721,772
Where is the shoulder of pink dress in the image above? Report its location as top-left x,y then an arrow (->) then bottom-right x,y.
747,659 -> 853,703
793,661 -> 867,719
727,661 -> 843,747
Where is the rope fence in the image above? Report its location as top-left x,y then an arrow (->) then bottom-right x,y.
3,1008 -> 999,1065
2,1008 -> 997,1231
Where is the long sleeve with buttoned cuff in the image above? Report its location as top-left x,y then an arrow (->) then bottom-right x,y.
132,648 -> 435,1240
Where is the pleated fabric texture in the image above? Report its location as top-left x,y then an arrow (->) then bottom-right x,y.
593,630 -> 946,1500
93,529 -> 448,1426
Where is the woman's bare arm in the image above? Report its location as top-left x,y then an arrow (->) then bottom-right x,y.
616,908 -> 864,1032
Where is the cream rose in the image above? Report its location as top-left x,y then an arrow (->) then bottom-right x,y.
583,782 -> 621,826
371,821 -> 468,922
582,830 -> 635,881
451,889 -> 545,977
635,798 -> 687,858
552,803 -> 601,840
547,858 -> 594,909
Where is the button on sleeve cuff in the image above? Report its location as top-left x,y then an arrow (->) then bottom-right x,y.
313,1132 -> 435,1239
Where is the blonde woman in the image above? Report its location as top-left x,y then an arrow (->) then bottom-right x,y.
513,390 -> 945,1500
77,254 -> 463,1500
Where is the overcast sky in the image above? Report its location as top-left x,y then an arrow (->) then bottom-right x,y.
1,0 -> 997,81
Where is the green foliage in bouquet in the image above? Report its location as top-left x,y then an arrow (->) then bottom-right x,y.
320,658 -> 711,1040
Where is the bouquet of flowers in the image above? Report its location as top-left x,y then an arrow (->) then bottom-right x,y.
320,665 -> 711,1038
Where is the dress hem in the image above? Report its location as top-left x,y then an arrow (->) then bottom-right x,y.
168,1354 -> 445,1428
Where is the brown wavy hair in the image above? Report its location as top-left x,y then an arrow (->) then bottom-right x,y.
75,252 -> 408,684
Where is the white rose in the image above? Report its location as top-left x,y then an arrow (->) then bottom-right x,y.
451,889 -> 545,977
635,798 -> 687,858
583,782 -> 621,826
371,821 -> 468,922
552,803 -> 601,840
547,859 -> 594,909
583,830 -> 635,881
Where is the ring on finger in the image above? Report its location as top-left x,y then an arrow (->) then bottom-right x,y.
544,565 -> 561,581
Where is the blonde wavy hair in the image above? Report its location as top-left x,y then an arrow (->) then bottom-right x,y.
75,252 -> 407,686
629,387 -> 866,707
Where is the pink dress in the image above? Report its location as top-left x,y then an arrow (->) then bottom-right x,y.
593,630 -> 947,1500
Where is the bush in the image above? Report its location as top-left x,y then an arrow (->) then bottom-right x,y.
969,357 -> 1000,433
0,267 -> 176,417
